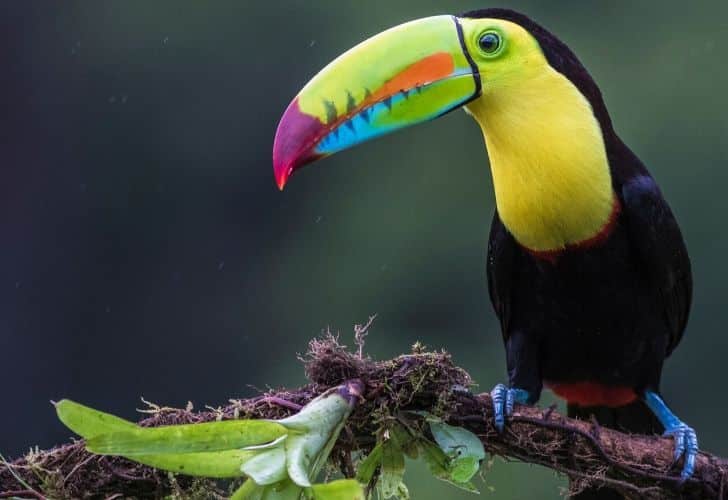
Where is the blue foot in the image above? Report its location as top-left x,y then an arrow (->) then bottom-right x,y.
490,383 -> 531,432
644,391 -> 698,481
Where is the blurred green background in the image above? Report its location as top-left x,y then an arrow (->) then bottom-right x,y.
3,1 -> 728,498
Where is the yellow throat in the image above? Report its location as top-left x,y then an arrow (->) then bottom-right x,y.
466,58 -> 614,253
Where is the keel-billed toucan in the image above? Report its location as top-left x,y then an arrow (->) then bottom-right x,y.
272,8 -> 698,482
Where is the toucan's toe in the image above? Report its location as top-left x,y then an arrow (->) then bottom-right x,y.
490,384 -> 531,432
664,423 -> 698,481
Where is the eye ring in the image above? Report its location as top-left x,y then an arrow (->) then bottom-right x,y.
478,31 -> 503,56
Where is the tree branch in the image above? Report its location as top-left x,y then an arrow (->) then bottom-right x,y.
2,335 -> 726,499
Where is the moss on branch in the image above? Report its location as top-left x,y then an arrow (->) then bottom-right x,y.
2,333 -> 726,499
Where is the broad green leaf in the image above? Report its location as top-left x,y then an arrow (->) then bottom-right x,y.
133,449 -> 256,478
276,388 -> 351,433
87,419 -> 287,455
429,420 -> 484,484
241,444 -> 288,486
450,456 -> 480,484
379,437 -> 405,499
57,399 -> 255,477
232,479 -> 361,500
56,399 -> 137,437
418,439 -> 450,479
276,388 -> 354,487
57,387 -> 356,491
429,421 -> 485,462
231,480 -> 260,500
355,444 -> 382,484
285,434 -> 314,487
419,438 -> 479,492
310,479 -> 364,500
232,478 -> 303,500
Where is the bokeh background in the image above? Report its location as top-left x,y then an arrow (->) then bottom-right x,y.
3,1 -> 728,498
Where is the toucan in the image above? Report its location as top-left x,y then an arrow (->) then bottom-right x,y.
272,7 -> 698,487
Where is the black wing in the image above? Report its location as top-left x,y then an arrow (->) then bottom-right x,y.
621,174 -> 692,356
486,210 -> 518,340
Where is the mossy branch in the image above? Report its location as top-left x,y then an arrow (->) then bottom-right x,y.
1,334 -> 727,499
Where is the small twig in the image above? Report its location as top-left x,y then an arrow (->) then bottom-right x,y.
136,397 -> 184,415
256,396 -> 303,412
63,453 -> 96,485
0,490 -> 46,499
354,314 -> 377,358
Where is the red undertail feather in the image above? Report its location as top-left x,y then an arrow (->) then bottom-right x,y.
547,381 -> 637,407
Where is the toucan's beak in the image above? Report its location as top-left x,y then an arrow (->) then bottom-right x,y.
272,15 -> 480,189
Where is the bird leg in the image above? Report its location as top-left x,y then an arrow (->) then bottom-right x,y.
643,390 -> 698,480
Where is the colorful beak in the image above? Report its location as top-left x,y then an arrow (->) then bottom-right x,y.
272,15 -> 480,189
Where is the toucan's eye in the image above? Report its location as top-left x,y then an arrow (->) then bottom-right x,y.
478,32 -> 501,55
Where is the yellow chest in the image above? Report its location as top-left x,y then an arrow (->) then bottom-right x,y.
466,66 -> 614,252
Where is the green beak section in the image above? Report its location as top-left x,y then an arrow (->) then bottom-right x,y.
273,15 -> 480,189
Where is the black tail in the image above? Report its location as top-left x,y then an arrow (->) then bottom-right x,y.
567,401 -> 662,499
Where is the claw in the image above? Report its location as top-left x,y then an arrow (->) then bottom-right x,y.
490,384 -> 531,432
664,424 -> 698,481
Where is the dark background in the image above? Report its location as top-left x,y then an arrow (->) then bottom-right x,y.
3,1 -> 728,497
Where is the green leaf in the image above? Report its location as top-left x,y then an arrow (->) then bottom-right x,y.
57,399 -> 255,477
133,449 -> 256,478
379,435 -> 405,499
310,479 -> 365,500
275,388 -> 354,487
389,425 -> 418,460
57,386 -> 356,490
418,439 -> 450,479
86,419 -> 287,455
56,399 -> 137,437
418,439 -> 478,493
355,444 -> 382,485
232,478 -> 303,500
429,421 -> 485,460
231,479 -> 363,500
240,442 -> 288,486
429,420 -> 484,484
450,456 -> 480,484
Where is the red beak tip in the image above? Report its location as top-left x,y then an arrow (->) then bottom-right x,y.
273,163 -> 290,191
